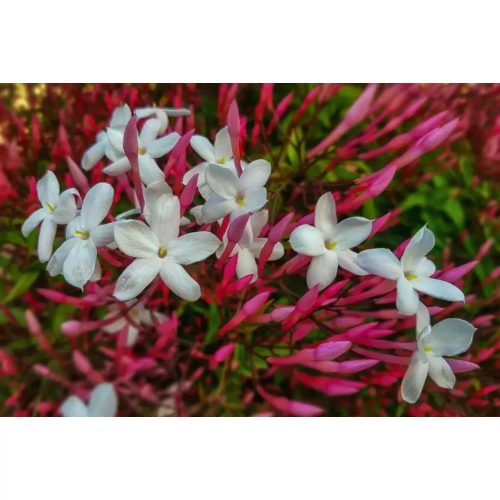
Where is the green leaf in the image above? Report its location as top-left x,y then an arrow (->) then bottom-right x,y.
3,271 -> 39,304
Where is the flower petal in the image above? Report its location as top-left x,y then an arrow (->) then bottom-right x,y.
37,171 -> 60,205
250,209 -> 268,237
91,223 -> 115,247
426,319 -> 476,356
411,277 -> 465,302
63,239 -> 97,288
240,160 -> 271,190
236,247 -> 258,282
337,249 -> 368,275
214,127 -> 233,161
314,192 -> 337,237
87,383 -> 118,417
428,355 -> 456,389
356,248 -> 403,280
147,132 -> 181,158
330,216 -> 372,249
114,220 -> 158,258
106,128 -> 125,153
138,155 -> 164,185
114,257 -> 162,301
38,218 -> 57,263
103,156 -> 130,176
190,135 -> 215,163
416,302 -> 430,334
396,277 -> 420,315
139,118 -> 161,146
151,194 -> 180,246
401,225 -> 435,272
160,260 -> 201,301
205,163 -> 240,199
182,163 -> 207,187
167,231 -> 220,265
290,224 -> 326,256
242,187 -> 268,213
52,189 -> 78,224
307,251 -> 338,290
82,141 -> 106,171
81,182 -> 114,230
110,104 -> 132,129
401,351 -> 429,404
415,257 -> 436,277
202,196 -> 237,223
60,396 -> 88,417
22,208 -> 46,237
47,237 -> 79,276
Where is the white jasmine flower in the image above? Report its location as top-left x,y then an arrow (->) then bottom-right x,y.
290,192 -> 372,290
183,127 -> 237,199
21,171 -> 79,262
61,383 -> 118,417
201,160 -> 271,223
104,118 -> 180,185
216,210 -> 284,282
356,226 -> 465,315
401,303 -> 476,403
114,194 -> 220,302
81,104 -> 132,171
103,300 -> 166,346
47,183 -> 115,289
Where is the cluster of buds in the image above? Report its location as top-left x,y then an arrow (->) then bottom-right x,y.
21,96 -> 479,416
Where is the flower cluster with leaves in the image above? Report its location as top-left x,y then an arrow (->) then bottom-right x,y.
20,92 -> 484,416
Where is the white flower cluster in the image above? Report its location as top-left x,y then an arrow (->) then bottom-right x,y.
289,194 -> 475,403
22,104 -> 476,410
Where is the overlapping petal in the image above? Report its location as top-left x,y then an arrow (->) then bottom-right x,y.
401,225 -> 435,272
356,248 -> 403,280
290,224 -> 326,256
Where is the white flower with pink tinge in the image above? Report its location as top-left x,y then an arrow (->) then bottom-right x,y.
200,160 -> 271,223
184,127 -> 241,199
82,104 -> 189,173
104,118 -> 180,186
47,183 -> 115,289
21,171 -> 79,262
114,194 -> 220,302
61,383 -> 118,417
401,303 -> 476,403
216,210 -> 284,282
290,192 -> 372,290
356,225 -> 465,315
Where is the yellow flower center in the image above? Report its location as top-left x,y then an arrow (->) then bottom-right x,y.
138,146 -> 146,155
423,345 -> 432,353
74,229 -> 89,240
216,157 -> 226,165
45,202 -> 55,213
236,196 -> 245,206
158,246 -> 167,258
326,241 -> 337,250
404,272 -> 418,281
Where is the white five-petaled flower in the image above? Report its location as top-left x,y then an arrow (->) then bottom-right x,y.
401,303 -> 476,404
356,226 -> 465,315
22,171 -> 79,262
61,383 -> 118,417
103,300 -> 166,346
289,192 -> 372,290
47,183 -> 115,289
82,104 -> 189,172
216,210 -> 285,282
183,127 -> 238,199
104,118 -> 180,186
114,194 -> 220,302
201,160 -> 271,223
81,104 -> 132,171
